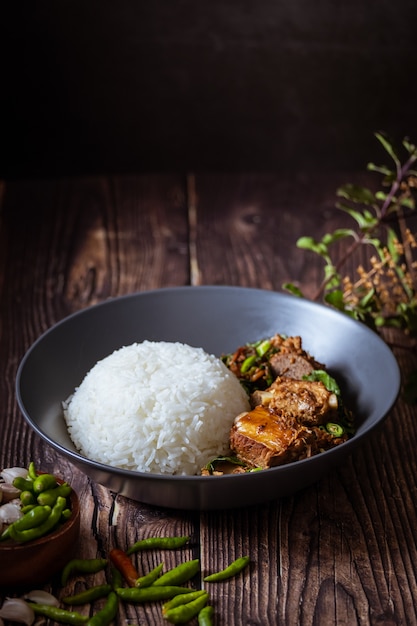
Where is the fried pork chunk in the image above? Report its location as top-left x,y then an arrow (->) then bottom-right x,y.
230,377 -> 343,469
230,406 -> 343,469
217,334 -> 352,473
251,377 -> 339,427
268,335 -> 324,379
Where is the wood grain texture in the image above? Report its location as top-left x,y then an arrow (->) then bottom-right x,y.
1,173 -> 416,625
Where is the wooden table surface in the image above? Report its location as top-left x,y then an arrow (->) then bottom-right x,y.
1,171 -> 416,625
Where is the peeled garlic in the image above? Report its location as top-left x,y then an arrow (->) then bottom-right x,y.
0,483 -> 21,502
0,500 -> 22,524
0,598 -> 35,625
21,590 -> 59,607
0,467 -> 28,484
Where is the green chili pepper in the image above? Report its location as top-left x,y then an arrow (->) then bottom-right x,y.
0,526 -> 12,541
10,505 -> 51,532
204,455 -> 250,474
37,482 -> 72,506
20,504 -> 35,514
135,562 -> 164,587
61,508 -> 72,521
117,586 -> 192,603
28,461 -> 38,480
32,473 -> 58,493
110,566 -> 123,591
203,556 -> 250,582
325,422 -> 345,437
28,603 -> 88,625
163,590 -> 208,615
164,592 -> 209,624
240,354 -> 257,373
9,497 -> 66,543
198,605 -> 214,626
153,559 -> 200,587
126,535 -> 190,555
61,558 -> 109,586
304,370 -> 341,395
86,591 -> 118,626
20,489 -> 36,506
62,584 -> 112,605
255,339 -> 271,357
13,476 -> 35,492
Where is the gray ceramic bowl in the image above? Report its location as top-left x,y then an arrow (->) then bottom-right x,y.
16,286 -> 400,510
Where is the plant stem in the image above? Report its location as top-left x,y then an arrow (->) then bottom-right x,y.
311,152 -> 417,303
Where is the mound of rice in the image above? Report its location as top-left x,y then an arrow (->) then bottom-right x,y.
63,341 -> 250,476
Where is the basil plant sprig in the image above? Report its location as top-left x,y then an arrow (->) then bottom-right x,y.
283,132 -> 417,402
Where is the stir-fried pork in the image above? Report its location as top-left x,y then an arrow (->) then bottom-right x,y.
268,335 -> 324,379
230,405 -> 346,469
203,334 -> 353,475
251,377 -> 338,426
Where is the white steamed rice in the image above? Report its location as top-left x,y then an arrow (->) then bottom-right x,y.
63,341 -> 250,476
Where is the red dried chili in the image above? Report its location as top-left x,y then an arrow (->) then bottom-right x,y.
109,548 -> 139,587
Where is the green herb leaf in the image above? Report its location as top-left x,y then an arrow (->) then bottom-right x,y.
402,137 -> 417,156
399,196 -> 415,209
324,290 -> 345,310
359,288 -> 375,308
303,370 -> 341,395
386,227 -> 400,262
367,162 -> 393,176
296,236 -> 328,256
375,131 -> 401,166
336,202 -> 378,229
337,184 -> 376,206
282,283 -> 304,297
322,228 -> 355,244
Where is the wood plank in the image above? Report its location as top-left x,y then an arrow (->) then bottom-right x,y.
188,171 -> 361,295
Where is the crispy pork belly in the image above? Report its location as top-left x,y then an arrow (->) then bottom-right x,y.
222,334 -> 351,472
250,377 -> 338,426
230,405 -> 346,469
230,406 -> 315,468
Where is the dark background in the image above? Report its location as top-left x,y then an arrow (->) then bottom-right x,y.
2,0 -> 416,177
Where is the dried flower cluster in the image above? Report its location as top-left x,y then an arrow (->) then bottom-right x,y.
341,226 -> 417,331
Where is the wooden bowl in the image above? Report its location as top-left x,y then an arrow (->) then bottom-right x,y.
0,487 -> 80,589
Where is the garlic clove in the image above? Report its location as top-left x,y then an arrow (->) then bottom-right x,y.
0,500 -> 23,524
0,598 -> 35,625
21,590 -> 59,607
0,483 -> 21,502
0,467 -> 28,484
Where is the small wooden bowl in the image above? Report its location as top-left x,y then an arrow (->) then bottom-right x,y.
0,487 -> 80,589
